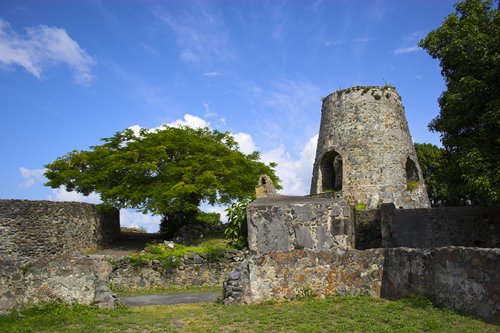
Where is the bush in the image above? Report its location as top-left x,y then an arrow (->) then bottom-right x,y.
224,199 -> 251,249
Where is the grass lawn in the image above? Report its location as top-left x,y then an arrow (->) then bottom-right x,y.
113,285 -> 222,297
1,295 -> 497,333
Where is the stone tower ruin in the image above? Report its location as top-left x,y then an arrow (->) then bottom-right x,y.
310,86 -> 430,209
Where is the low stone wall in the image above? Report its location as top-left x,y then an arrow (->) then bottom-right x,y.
0,200 -> 120,259
110,250 -> 247,291
224,247 -> 500,323
0,255 -> 116,314
381,247 -> 500,322
224,249 -> 384,305
247,195 -> 353,253
381,204 -> 500,248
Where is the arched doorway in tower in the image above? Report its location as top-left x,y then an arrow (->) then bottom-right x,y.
320,150 -> 343,192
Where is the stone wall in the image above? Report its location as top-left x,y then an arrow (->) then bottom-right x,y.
0,200 -> 120,259
310,86 -> 430,209
224,249 -> 384,305
224,247 -> 500,322
247,195 -> 353,254
381,247 -> 500,322
381,204 -> 500,248
110,250 -> 247,291
0,255 -> 116,314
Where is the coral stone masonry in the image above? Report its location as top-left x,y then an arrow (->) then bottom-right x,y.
0,200 -> 120,260
311,86 -> 430,209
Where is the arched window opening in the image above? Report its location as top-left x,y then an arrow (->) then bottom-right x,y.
320,150 -> 343,192
405,157 -> 420,191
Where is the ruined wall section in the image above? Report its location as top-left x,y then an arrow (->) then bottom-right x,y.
310,86 -> 430,209
380,204 -> 500,248
224,247 -> 500,323
0,200 -> 120,259
247,195 -> 353,254
0,255 -> 116,313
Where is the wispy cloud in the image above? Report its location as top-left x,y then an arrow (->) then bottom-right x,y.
268,0 -> 288,40
0,18 -> 96,84
19,167 -> 45,188
203,71 -> 221,77
240,78 -> 321,150
324,37 -> 374,47
393,46 -> 419,55
154,3 -> 233,65
393,31 -> 423,55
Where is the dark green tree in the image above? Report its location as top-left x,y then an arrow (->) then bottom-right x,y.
45,126 -> 280,236
419,0 -> 499,205
414,143 -> 450,205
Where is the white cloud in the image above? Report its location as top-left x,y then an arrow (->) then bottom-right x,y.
166,114 -> 210,129
120,209 -> 161,233
19,167 -> 45,188
128,114 -> 211,138
262,135 -> 318,196
0,18 -> 96,84
233,132 -> 258,155
48,188 -> 101,204
203,71 -> 221,77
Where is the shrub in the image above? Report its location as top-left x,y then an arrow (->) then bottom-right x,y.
224,199 -> 251,249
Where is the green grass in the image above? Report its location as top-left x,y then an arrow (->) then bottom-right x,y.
118,236 -> 230,271
1,295 -> 497,333
113,285 -> 222,297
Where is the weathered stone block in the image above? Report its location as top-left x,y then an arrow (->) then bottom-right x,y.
247,196 -> 354,254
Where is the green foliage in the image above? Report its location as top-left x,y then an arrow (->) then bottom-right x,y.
44,126 -> 280,235
407,180 -> 420,192
414,143 -> 457,205
224,199 -> 251,249
2,295 -> 498,333
195,211 -> 222,227
354,203 -> 367,211
20,264 -> 31,274
419,0 -> 500,205
119,236 -> 230,273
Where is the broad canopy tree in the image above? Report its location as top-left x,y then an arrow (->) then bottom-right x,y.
45,126 -> 280,235
419,0 -> 499,205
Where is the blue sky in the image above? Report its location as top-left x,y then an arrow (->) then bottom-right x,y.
1,0 -> 456,231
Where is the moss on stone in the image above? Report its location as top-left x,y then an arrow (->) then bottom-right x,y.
407,180 -> 420,192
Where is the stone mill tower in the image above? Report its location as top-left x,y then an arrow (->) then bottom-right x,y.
310,86 -> 430,209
